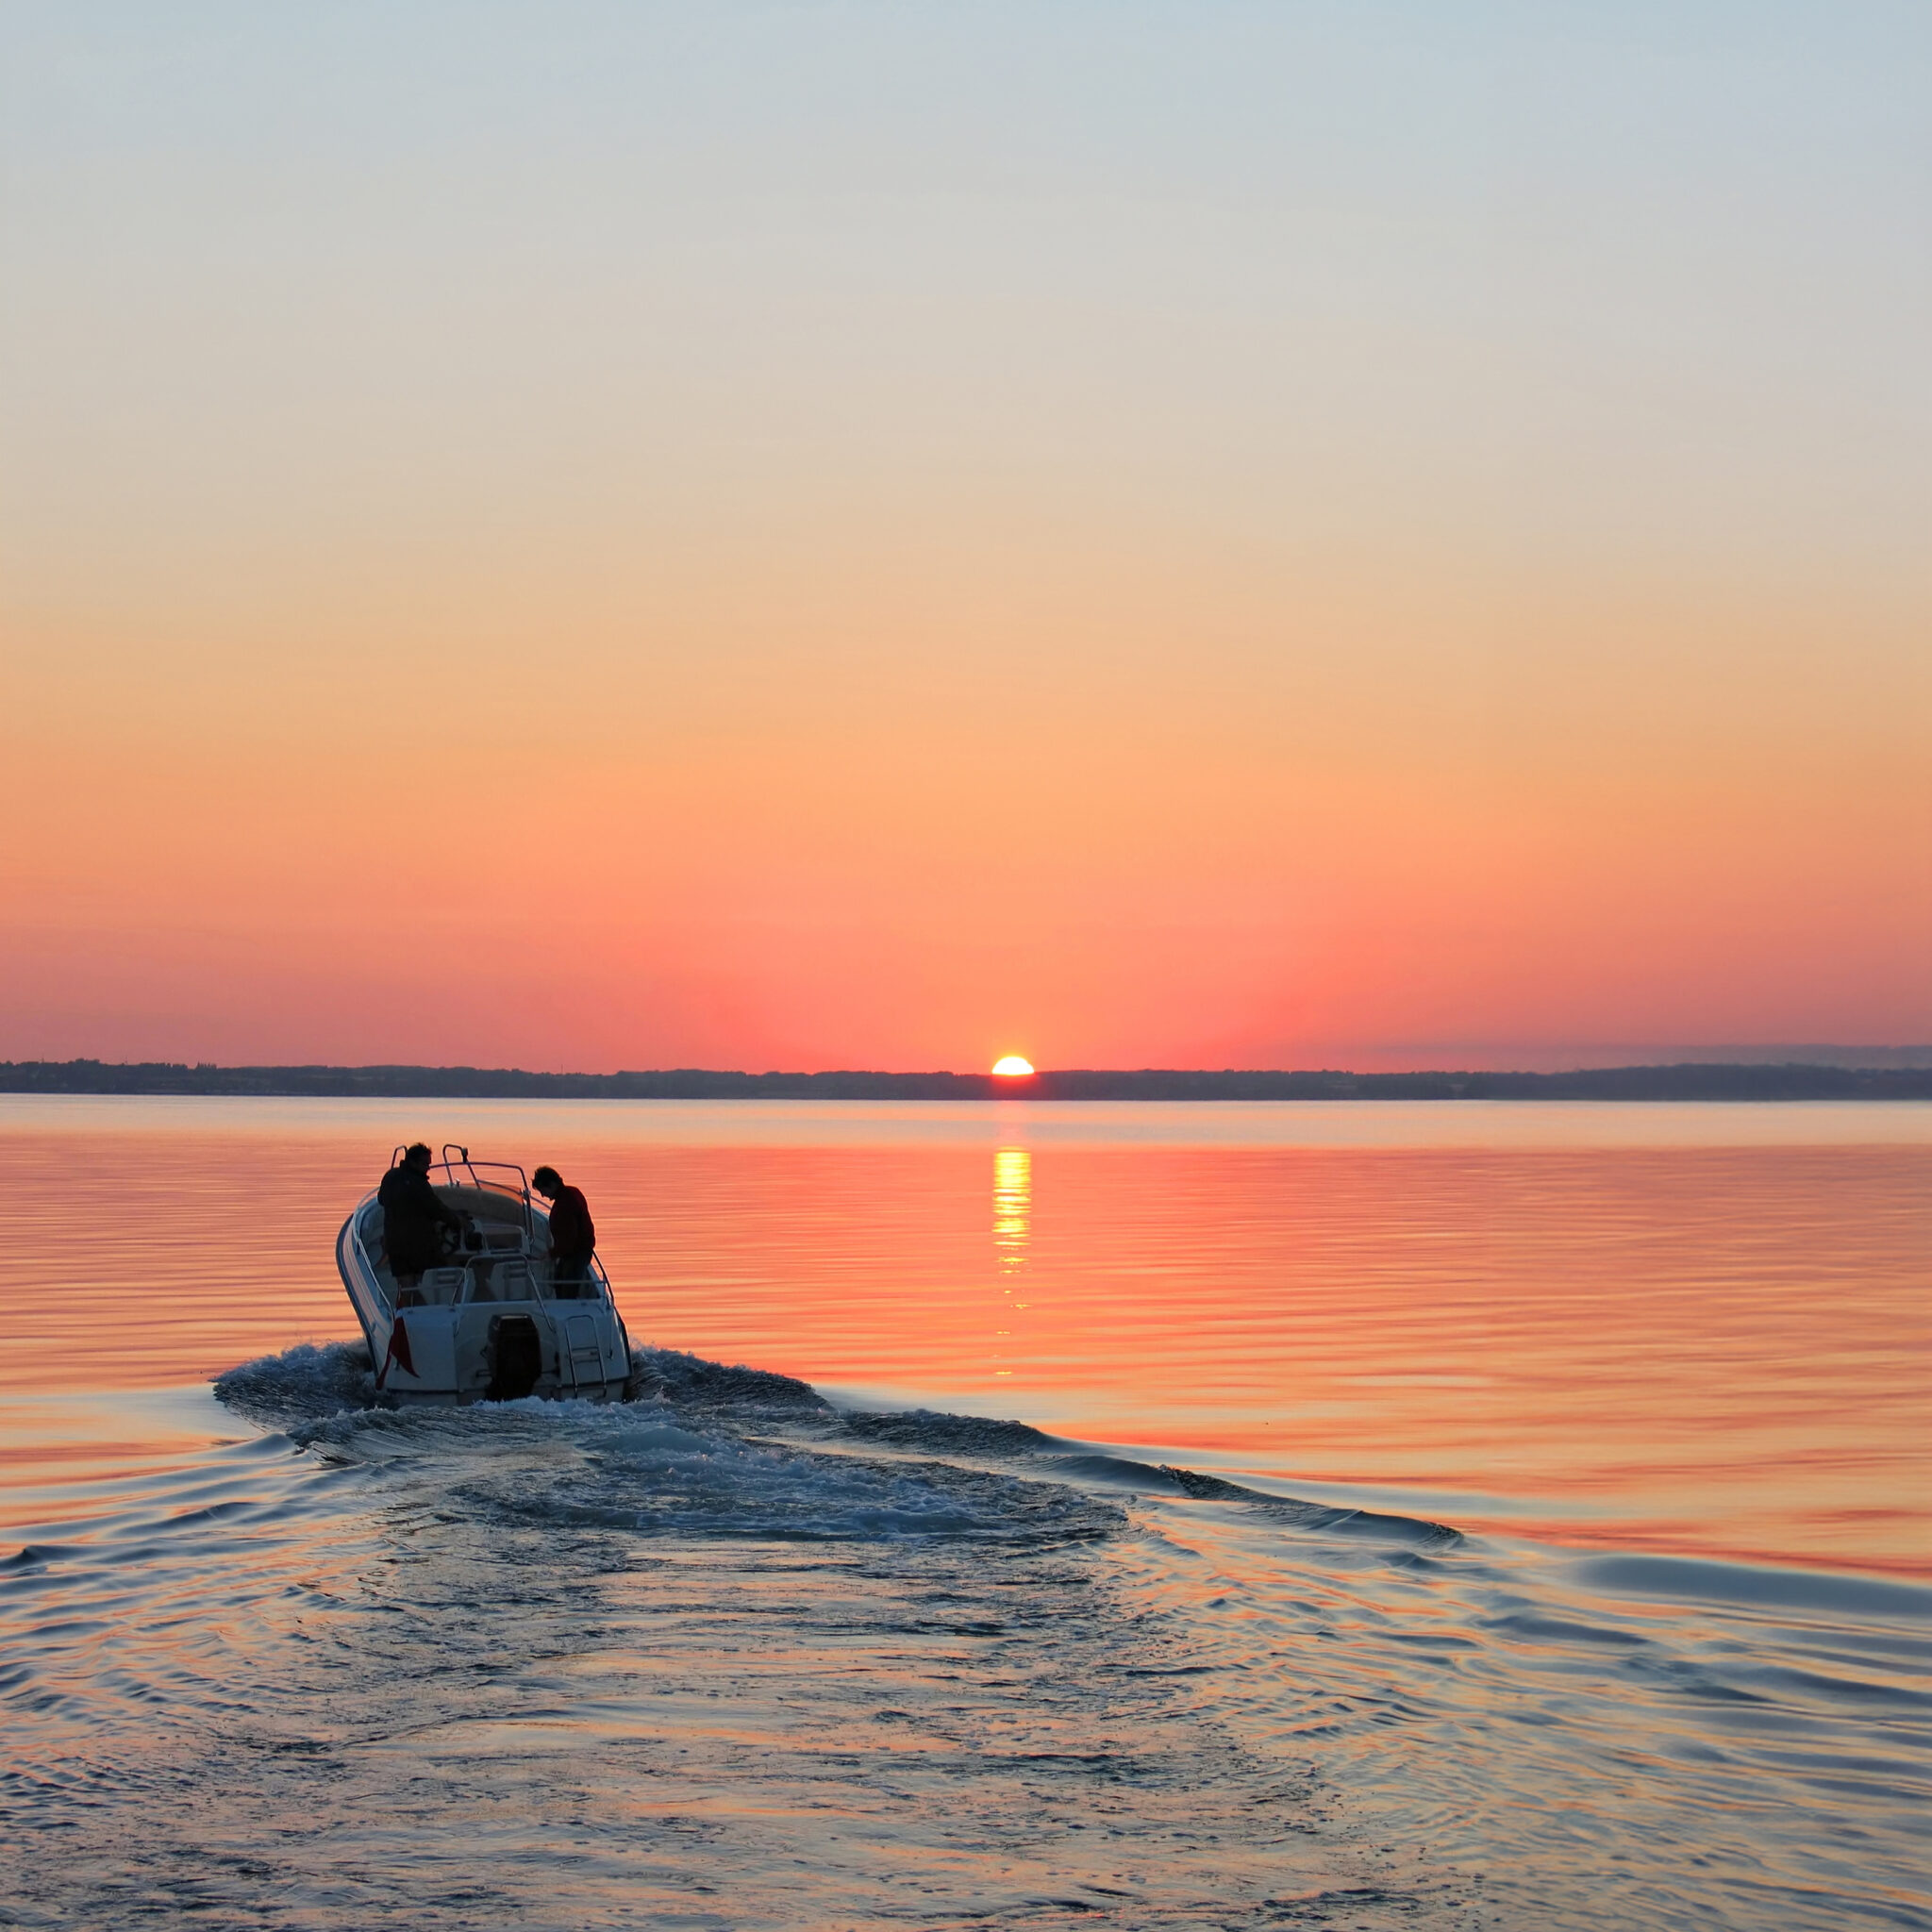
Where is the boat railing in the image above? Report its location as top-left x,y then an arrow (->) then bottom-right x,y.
353,1211 -> 611,1312
413,1270 -> 610,1309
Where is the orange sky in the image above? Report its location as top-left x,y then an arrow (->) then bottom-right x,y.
3,7 -> 1927,1071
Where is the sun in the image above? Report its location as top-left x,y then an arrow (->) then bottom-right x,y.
991,1056 -> 1036,1077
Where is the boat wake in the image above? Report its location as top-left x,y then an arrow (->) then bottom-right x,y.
212,1339 -> 1457,1553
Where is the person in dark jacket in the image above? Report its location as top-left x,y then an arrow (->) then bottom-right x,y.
378,1143 -> 465,1286
532,1165 -> 596,1295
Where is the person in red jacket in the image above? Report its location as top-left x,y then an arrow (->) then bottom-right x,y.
532,1165 -> 596,1296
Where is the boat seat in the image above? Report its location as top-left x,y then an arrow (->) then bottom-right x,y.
419,1266 -> 465,1307
494,1260 -> 534,1301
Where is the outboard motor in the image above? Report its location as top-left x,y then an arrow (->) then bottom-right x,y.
485,1314 -> 543,1401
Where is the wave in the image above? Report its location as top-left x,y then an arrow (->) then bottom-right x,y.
1574,1553 -> 1932,1624
210,1339 -> 1461,1556
213,1343 -> 1113,1547
213,1338 -> 377,1424
1043,1453 -> 1462,1548
629,1344 -> 829,1414
289,1397 -> 1124,1545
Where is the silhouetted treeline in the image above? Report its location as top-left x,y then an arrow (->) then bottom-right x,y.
4,1060 -> 1929,1101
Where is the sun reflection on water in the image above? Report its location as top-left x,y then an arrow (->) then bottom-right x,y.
992,1146 -> 1030,1273
990,1147 -> 1033,1376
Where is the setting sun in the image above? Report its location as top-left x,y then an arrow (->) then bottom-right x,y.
991,1056 -> 1035,1077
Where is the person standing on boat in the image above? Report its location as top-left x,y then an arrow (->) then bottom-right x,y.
532,1165 -> 596,1295
378,1142 -> 464,1287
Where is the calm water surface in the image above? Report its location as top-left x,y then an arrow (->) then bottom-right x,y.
1,1098 -> 1926,1929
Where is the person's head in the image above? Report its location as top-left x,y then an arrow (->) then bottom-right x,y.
531,1165 -> 562,1198
405,1142 -> 433,1172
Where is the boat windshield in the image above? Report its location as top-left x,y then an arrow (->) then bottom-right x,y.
382,1145 -> 535,1235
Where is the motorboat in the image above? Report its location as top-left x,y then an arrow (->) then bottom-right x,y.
338,1146 -> 634,1405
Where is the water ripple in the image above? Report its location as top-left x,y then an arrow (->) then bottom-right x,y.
0,1342 -> 1924,1931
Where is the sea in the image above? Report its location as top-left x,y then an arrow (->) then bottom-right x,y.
1,1096 -> 1926,1930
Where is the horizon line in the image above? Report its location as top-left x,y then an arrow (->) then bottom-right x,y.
5,1058 -> 1929,1102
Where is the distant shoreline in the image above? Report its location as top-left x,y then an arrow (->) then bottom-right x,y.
4,1060 -> 1929,1102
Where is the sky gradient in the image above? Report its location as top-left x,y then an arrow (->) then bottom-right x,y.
3,3 -> 1927,1072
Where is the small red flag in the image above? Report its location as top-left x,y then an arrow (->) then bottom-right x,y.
379,1316 -> 417,1387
